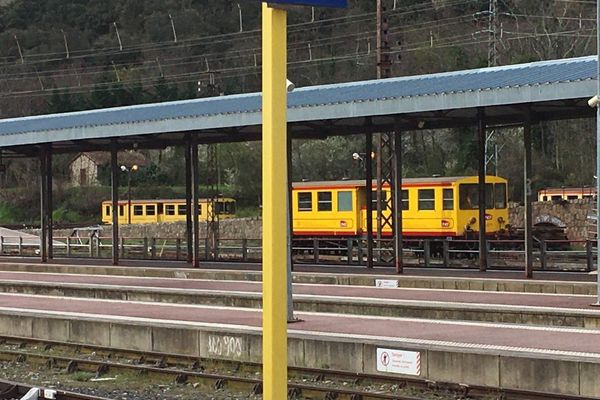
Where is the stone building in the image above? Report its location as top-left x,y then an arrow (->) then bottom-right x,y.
69,151 -> 148,186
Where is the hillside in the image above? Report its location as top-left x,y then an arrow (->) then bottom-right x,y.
0,0 -> 597,223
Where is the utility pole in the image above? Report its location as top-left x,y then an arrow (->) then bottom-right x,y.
376,0 -> 391,79
487,0 -> 499,68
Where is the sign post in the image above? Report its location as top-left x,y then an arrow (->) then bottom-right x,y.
260,1 -> 346,399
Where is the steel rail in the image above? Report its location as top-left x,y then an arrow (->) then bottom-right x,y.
0,336 -> 594,400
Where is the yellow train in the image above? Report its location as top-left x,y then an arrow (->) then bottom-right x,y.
101,198 -> 236,224
292,176 -> 509,238
537,187 -> 596,202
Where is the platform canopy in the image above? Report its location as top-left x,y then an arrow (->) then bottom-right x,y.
0,55 -> 596,155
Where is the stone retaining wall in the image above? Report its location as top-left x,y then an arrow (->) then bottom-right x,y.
509,199 -> 593,241
27,218 -> 262,240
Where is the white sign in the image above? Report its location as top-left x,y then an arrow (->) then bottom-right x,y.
375,279 -> 398,288
376,348 -> 421,376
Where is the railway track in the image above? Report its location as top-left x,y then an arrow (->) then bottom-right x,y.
0,336 -> 593,400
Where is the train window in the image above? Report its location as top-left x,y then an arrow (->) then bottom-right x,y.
134,205 -> 143,216
443,189 -> 454,210
146,205 -> 156,216
298,192 -> 312,211
401,190 -> 409,210
178,205 -> 187,215
459,184 -> 494,209
495,183 -> 507,209
158,204 -> 164,214
542,196 -> 548,201
551,195 -> 562,202
370,191 -> 388,210
317,192 -> 333,211
105,206 -> 110,216
418,189 -> 435,211
119,205 -> 124,216
567,195 -> 578,200
166,205 -> 176,215
224,201 -> 236,214
337,191 -> 353,211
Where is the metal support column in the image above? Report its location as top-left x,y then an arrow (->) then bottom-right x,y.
596,0 -> 600,303
184,138 -> 193,264
46,149 -> 53,259
39,147 -> 48,263
393,124 -> 403,273
262,4 -> 288,398
191,143 -> 200,268
524,117 -> 533,279
477,108 -> 488,271
365,132 -> 374,268
286,129 -> 295,322
110,144 -> 119,265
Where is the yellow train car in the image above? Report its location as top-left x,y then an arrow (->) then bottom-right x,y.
538,187 -> 596,202
101,198 -> 236,224
292,176 -> 509,238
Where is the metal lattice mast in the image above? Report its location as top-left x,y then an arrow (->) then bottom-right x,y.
206,144 -> 219,260
376,0 -> 395,263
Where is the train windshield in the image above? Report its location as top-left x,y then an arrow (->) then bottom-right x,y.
459,184 -> 494,210
216,200 -> 236,215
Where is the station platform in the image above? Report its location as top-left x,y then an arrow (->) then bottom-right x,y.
0,270 -> 599,328
0,291 -> 599,397
0,257 -> 596,294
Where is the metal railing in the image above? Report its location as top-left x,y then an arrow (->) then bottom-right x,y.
0,234 -> 595,271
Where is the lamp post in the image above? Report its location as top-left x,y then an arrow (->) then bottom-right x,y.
120,164 -> 138,224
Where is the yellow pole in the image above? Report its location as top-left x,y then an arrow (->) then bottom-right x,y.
262,3 -> 288,400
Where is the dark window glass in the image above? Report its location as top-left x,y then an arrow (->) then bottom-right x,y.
370,191 -> 388,210
178,205 -> 187,215
459,184 -> 494,210
401,190 -> 409,210
567,195 -> 578,200
418,189 -> 435,210
165,205 -> 176,216
224,201 -> 236,214
119,205 -> 124,216
495,183 -> 507,209
146,205 -> 156,216
134,205 -> 143,216
105,206 -> 110,216
157,204 -> 164,214
542,196 -> 548,202
443,188 -> 454,210
317,192 -> 332,211
337,191 -> 353,211
298,192 -> 312,211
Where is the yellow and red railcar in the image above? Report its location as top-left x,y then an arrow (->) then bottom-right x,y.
292,176 -> 509,239
101,198 -> 236,224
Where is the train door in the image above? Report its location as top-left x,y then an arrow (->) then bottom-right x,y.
441,187 -> 455,235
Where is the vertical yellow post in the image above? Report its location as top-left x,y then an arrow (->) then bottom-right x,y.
262,3 -> 288,400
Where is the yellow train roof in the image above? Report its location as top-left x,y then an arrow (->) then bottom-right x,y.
292,176 -> 506,189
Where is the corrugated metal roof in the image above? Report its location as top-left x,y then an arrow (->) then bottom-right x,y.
0,55 -> 596,143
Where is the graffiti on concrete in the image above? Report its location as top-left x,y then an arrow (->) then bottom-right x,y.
208,334 -> 243,358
